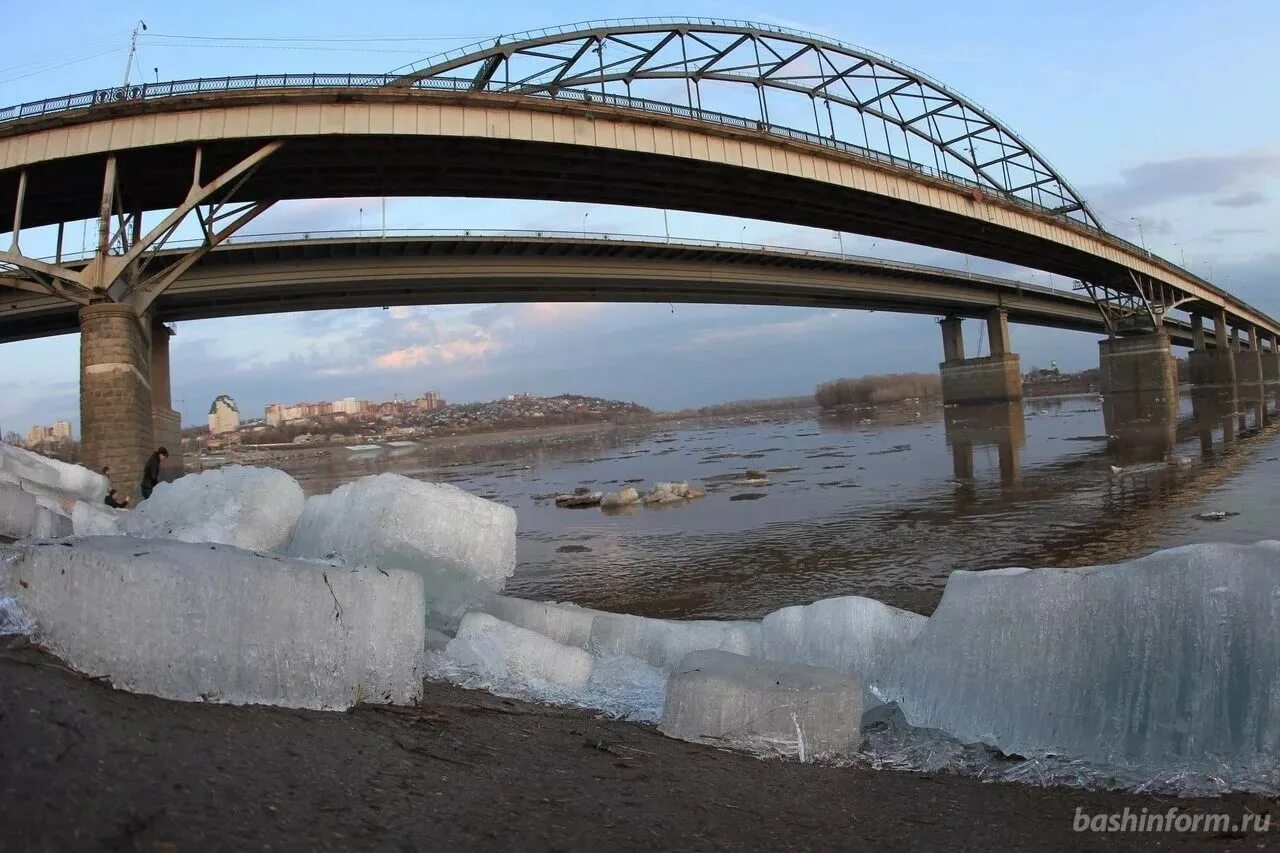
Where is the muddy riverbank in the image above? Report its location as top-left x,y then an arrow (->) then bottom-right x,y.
2,642 -> 1274,851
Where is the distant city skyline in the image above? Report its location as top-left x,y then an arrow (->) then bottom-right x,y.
1,1 -> 1277,436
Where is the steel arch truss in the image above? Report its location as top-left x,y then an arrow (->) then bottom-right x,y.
391,19 -> 1098,226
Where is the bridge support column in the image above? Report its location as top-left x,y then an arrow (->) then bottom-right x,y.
80,303 -> 153,502
1188,310 -> 1237,387
1261,333 -> 1280,383
1234,325 -> 1264,383
938,310 -> 1022,405
150,321 -> 183,480
1097,330 -> 1177,398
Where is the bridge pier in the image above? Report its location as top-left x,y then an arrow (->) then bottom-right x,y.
1097,329 -> 1177,398
150,321 -> 183,480
938,310 -> 1022,405
1234,325 -> 1264,383
1261,332 -> 1280,382
80,303 -> 154,502
1188,310 -> 1237,387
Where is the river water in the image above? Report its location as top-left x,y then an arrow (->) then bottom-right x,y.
272,385 -> 1280,619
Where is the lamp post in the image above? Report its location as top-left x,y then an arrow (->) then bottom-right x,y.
1129,217 -> 1147,251
832,231 -> 845,257
582,212 -> 589,237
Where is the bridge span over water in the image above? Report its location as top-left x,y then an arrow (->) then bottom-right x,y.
0,232 -> 1139,343
0,18 -> 1274,496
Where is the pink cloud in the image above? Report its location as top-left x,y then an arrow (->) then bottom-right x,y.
374,334 -> 499,369
518,302 -> 604,326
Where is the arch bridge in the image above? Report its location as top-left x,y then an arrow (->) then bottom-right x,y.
0,18 -> 1273,496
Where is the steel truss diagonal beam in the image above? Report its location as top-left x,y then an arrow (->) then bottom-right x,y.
99,140 -> 285,297
386,19 -> 1097,228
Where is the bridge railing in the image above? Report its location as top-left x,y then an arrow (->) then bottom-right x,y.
0,73 -> 1228,306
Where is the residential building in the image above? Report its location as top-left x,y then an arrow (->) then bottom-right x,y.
24,419 -> 73,448
208,394 -> 241,435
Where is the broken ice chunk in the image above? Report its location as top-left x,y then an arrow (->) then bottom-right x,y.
1,536 -> 424,710
878,543 -> 1280,775
482,595 -> 598,649
445,611 -> 592,690
0,444 -> 109,504
0,482 -> 73,540
660,650 -> 864,761
119,465 -> 304,551
761,595 -> 926,681
286,473 -> 517,629
588,612 -> 761,670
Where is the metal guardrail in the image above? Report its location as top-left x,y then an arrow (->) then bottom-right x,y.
0,70 -> 1244,315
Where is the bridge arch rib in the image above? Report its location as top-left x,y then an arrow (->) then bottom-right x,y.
389,18 -> 1099,227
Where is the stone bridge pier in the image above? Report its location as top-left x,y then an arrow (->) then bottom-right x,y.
938,310 -> 1022,405
1188,311 -> 1237,387
1097,329 -> 1177,400
79,304 -> 182,501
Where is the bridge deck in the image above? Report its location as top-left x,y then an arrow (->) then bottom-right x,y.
0,236 -> 1201,347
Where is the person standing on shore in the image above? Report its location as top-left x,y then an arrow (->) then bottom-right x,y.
140,447 -> 168,500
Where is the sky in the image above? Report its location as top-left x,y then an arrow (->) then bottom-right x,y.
1,0 -> 1278,435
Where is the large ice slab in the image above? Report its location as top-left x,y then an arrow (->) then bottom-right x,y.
119,465 -> 304,551
0,444 -> 108,504
431,610 -> 668,722
285,473 -> 517,629
878,543 -> 1280,777
0,482 -> 72,540
1,537 -> 425,710
660,650 -> 864,761
445,611 -> 592,690
481,595 -> 599,649
71,501 -> 123,536
589,612 -> 761,670
761,595 -> 926,681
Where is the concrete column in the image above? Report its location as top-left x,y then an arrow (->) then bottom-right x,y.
1189,309 -> 1238,386
80,303 -> 153,502
150,321 -> 183,479
1261,332 -> 1280,382
1190,314 -> 1206,350
1097,330 -> 1177,399
938,314 -> 1021,405
940,316 -> 965,362
1235,325 -> 1263,383
986,308 -> 1011,356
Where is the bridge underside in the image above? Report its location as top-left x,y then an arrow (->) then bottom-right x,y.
0,96 -> 1200,300
1,236 -> 1120,343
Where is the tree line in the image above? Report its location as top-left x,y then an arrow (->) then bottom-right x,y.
814,372 -> 942,409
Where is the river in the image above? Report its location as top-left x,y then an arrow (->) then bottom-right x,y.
268,384 -> 1280,619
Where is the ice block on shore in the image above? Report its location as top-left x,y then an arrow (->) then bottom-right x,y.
760,595 -> 926,681
481,595 -> 599,649
878,543 -> 1280,775
660,650 -> 864,761
1,537 -> 425,710
286,473 -> 517,629
588,612 -> 761,670
119,465 -> 304,551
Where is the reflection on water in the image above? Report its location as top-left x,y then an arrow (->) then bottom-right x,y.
270,387 -> 1280,619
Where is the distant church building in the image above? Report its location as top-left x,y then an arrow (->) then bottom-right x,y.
208,394 -> 241,435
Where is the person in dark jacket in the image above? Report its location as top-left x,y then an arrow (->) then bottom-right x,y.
140,447 -> 168,500
104,488 -> 130,509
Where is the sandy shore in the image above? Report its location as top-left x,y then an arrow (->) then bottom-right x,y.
2,641 -> 1273,851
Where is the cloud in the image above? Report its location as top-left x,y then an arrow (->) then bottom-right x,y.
374,333 -> 499,369
516,302 -> 605,327
1213,190 -> 1268,208
1086,151 -> 1280,214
